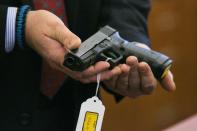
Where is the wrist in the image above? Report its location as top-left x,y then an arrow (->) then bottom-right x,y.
25,11 -> 35,49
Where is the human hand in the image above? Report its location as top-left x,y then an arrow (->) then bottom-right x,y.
103,43 -> 176,98
25,10 -> 119,83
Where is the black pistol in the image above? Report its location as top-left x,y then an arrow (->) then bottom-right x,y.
64,26 -> 172,80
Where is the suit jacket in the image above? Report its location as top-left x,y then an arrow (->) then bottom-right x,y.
0,0 -> 150,130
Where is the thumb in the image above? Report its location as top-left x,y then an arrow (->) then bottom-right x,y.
161,71 -> 176,91
48,22 -> 81,50
135,42 -> 151,50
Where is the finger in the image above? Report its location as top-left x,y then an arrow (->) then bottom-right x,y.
120,64 -> 131,74
48,22 -> 81,50
67,61 -> 110,82
127,56 -> 142,97
81,61 -> 110,78
59,61 -> 110,82
103,76 -> 118,91
100,66 -> 122,81
82,65 -> 122,83
161,71 -> 176,91
115,64 -> 130,94
60,61 -> 109,80
138,62 -> 157,94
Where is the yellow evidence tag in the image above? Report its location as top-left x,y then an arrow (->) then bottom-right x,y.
75,96 -> 105,131
83,112 -> 98,131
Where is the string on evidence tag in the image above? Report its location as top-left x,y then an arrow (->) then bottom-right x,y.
76,57 -> 112,131
95,74 -> 101,96
95,57 -> 112,97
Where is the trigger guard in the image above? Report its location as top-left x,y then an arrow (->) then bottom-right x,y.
99,53 -> 123,68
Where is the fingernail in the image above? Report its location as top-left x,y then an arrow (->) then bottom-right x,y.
169,72 -> 176,91
69,38 -> 81,49
106,62 -> 110,67
128,56 -> 138,66
139,63 -> 148,73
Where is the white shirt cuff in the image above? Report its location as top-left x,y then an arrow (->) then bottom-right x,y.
5,7 -> 17,53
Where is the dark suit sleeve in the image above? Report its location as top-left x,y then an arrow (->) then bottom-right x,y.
100,0 -> 151,101
100,0 -> 151,46
0,5 -> 8,55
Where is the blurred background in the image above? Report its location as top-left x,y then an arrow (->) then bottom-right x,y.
101,0 -> 197,130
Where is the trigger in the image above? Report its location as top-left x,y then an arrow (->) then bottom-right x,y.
100,50 -> 123,68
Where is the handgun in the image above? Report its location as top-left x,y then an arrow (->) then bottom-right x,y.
63,26 -> 172,80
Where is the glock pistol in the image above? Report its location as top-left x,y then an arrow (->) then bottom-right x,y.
63,26 -> 172,80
